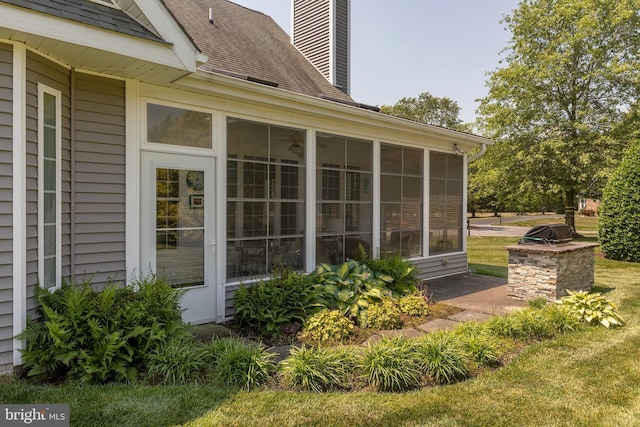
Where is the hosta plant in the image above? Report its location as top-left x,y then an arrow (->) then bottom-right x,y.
310,260 -> 394,326
300,309 -> 353,344
559,290 -> 624,328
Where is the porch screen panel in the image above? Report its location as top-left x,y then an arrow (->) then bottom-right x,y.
316,133 -> 372,264
147,103 -> 212,149
429,152 -> 463,255
380,144 -> 423,257
226,118 -> 305,280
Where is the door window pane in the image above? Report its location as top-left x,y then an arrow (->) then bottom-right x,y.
156,168 -> 205,288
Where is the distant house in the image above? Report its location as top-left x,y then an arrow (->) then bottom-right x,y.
0,0 -> 491,373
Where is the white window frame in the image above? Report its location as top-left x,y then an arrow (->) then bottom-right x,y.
142,99 -> 216,156
37,83 -> 62,290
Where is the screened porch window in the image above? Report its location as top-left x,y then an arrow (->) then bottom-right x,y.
226,118 -> 305,279
147,103 -> 212,149
429,152 -> 464,255
380,143 -> 423,257
316,133 -> 372,264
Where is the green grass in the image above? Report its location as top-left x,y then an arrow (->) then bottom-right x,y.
467,236 -> 518,278
2,235 -> 640,426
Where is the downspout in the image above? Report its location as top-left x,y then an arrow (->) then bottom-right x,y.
467,143 -> 487,164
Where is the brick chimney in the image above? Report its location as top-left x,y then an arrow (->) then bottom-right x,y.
291,0 -> 350,95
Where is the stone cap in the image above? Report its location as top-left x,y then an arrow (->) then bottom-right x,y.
504,241 -> 599,254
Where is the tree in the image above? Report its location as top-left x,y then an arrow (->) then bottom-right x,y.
380,92 -> 463,129
598,139 -> 640,262
477,0 -> 640,230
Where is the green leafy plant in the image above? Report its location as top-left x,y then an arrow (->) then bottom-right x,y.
366,299 -> 402,330
485,308 -> 556,340
559,290 -> 624,328
528,297 -> 549,310
233,266 -> 317,337
355,244 -> 419,296
310,260 -> 394,326
19,274 -> 188,384
398,293 -> 430,316
360,337 -> 422,392
300,310 -> 353,344
146,337 -> 206,385
279,346 -> 360,392
416,332 -> 470,385
598,139 -> 640,262
205,338 -> 276,390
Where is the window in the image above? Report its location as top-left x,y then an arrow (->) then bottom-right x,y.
316,133 -> 372,264
380,144 -> 423,257
38,85 -> 62,289
147,103 -> 212,149
226,118 -> 305,279
429,152 -> 464,255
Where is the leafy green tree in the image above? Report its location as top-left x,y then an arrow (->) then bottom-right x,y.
598,140 -> 640,262
380,92 -> 464,129
477,0 -> 640,230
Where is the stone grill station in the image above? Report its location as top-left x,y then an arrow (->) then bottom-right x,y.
504,224 -> 599,302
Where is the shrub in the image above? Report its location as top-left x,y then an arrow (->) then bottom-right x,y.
416,333 -> 470,385
301,310 -> 353,344
146,337 -> 206,385
598,140 -> 640,262
205,338 -> 275,389
280,346 -> 360,392
366,299 -> 402,330
360,337 -> 422,392
528,297 -> 548,310
485,309 -> 556,340
19,275 -> 188,384
398,293 -> 430,316
233,266 -> 317,337
559,290 -> 624,328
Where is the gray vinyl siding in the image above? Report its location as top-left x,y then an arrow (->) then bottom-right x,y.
413,253 -> 468,281
72,73 -> 126,286
225,284 -> 241,318
334,0 -> 349,94
293,0 -> 331,79
25,51 -> 71,317
0,43 -> 13,369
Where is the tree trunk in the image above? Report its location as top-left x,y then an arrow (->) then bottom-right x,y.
565,188 -> 576,231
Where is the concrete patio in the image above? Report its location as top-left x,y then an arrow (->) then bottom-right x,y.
424,272 -> 527,315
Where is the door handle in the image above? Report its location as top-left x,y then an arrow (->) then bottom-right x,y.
208,240 -> 216,255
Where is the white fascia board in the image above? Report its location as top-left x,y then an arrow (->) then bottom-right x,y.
131,0 -> 204,71
177,71 -> 493,150
0,3 -> 194,72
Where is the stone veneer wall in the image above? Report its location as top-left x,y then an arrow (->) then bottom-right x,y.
505,242 -> 599,302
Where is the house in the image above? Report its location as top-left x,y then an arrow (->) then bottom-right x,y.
0,0 -> 492,373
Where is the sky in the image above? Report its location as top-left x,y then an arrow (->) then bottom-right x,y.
231,0 -> 520,123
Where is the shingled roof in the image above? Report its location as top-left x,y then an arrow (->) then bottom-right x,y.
2,0 -> 166,43
163,0 -> 354,102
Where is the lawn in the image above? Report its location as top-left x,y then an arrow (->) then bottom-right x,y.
496,216 -> 600,237
2,236 -> 640,426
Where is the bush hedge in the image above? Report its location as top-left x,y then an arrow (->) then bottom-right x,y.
599,139 -> 640,262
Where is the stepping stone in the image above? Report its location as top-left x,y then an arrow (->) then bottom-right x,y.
448,310 -> 493,323
191,323 -> 237,343
266,345 -> 299,363
362,334 -> 384,346
417,318 -> 459,333
377,328 -> 424,339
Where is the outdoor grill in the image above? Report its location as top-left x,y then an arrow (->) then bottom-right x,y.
519,223 -> 574,245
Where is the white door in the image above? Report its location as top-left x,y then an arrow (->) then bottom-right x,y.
141,152 -> 217,324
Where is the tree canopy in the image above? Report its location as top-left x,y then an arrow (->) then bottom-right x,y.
380,92 -> 463,129
475,0 -> 640,228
